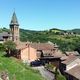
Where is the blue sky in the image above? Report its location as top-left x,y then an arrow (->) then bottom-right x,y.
0,0 -> 80,30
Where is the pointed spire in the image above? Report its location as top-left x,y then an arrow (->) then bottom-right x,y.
10,11 -> 19,26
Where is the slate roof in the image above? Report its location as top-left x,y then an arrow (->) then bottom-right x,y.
10,11 -> 19,25
0,36 -> 3,41
0,32 -> 11,37
0,32 -> 12,41
65,65 -> 80,79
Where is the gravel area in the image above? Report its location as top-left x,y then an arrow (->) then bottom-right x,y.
32,66 -> 55,80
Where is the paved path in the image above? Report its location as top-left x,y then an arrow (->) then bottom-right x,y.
32,66 -> 55,80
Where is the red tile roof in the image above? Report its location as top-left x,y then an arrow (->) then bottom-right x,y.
29,43 -> 55,50
16,42 -> 56,50
16,42 -> 28,50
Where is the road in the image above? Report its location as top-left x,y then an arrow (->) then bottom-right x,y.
32,66 -> 55,80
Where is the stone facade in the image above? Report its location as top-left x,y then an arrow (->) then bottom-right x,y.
20,46 -> 37,63
0,12 -> 19,43
16,42 -> 61,63
9,12 -> 19,42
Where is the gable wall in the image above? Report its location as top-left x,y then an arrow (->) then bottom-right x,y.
20,47 -> 37,63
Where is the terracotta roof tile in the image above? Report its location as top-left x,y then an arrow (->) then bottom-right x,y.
29,43 -> 55,50
16,42 -> 28,50
16,42 -> 61,57
16,42 -> 55,50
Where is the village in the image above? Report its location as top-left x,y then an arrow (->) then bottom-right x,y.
0,11 -> 80,80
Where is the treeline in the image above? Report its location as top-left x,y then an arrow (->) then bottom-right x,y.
0,27 -> 10,33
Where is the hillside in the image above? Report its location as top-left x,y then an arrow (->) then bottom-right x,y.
0,28 -> 80,52
71,29 -> 80,34
19,28 -> 80,52
0,52 -> 44,80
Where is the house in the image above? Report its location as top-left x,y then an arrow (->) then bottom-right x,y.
60,55 -> 80,80
60,55 -> 80,74
65,65 -> 80,80
16,42 -> 61,63
0,11 -> 20,43
0,12 -> 63,65
0,32 -> 12,43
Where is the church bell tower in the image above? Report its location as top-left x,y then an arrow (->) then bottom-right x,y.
9,12 -> 19,42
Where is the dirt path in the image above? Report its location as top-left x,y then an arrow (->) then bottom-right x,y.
32,66 -> 55,80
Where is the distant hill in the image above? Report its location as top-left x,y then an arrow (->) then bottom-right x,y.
50,28 -> 65,33
71,29 -> 80,34
19,28 -> 80,42
50,28 -> 80,34
0,27 -> 10,33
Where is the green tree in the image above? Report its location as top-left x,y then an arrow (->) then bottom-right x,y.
0,43 -> 5,51
55,68 -> 66,80
4,40 -> 16,56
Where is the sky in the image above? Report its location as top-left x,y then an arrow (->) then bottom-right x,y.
0,0 -> 80,30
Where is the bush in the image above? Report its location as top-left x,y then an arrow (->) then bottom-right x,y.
0,43 -> 5,51
45,63 -> 56,72
56,69 -> 66,80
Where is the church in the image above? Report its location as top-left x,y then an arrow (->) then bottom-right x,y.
0,12 -> 63,63
0,11 -> 19,43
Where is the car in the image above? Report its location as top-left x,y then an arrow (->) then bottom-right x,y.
30,60 -> 44,67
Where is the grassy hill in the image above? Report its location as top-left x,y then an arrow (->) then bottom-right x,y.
0,52 -> 44,80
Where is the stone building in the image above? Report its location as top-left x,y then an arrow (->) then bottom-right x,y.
0,11 -> 19,43
9,11 -> 19,42
0,32 -> 12,43
0,12 -> 63,64
60,55 -> 80,80
65,65 -> 80,80
16,42 -> 60,63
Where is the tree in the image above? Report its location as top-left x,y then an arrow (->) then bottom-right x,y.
3,40 -> 16,56
0,43 -> 5,51
55,68 -> 66,80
